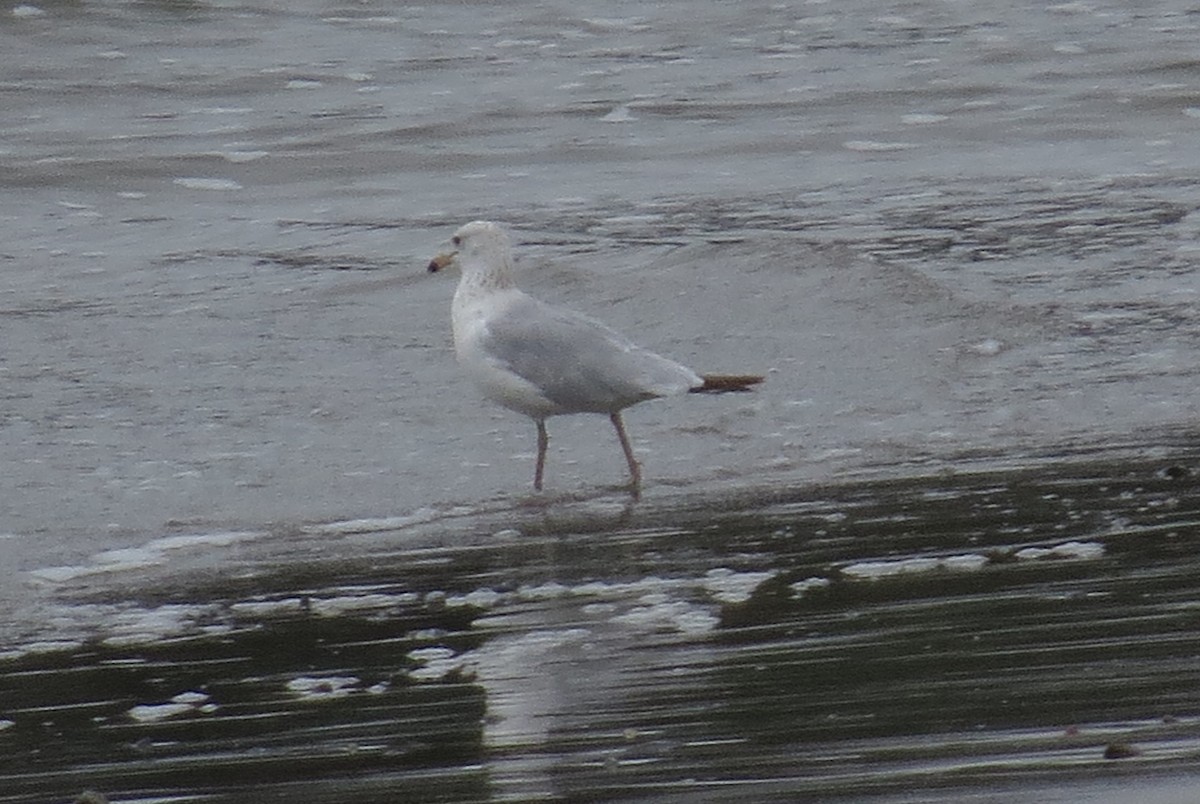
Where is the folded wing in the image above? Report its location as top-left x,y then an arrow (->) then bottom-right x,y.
478,294 -> 702,415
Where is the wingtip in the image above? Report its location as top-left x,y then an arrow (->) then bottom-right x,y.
691,374 -> 765,393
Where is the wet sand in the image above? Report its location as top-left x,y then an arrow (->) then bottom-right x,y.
3,446 -> 1198,803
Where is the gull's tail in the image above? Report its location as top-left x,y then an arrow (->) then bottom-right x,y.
690,374 -> 765,394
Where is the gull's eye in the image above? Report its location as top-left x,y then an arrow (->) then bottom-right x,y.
451,235 -> 461,247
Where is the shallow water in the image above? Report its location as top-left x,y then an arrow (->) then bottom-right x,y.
2,0 -> 1200,800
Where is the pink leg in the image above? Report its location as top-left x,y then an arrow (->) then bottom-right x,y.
534,419 -> 548,491
609,412 -> 641,499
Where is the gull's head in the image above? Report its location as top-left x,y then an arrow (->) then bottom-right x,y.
427,220 -> 512,276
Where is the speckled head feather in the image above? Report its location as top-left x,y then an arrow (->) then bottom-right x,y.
427,220 -> 517,293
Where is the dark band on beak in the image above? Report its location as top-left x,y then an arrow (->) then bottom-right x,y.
428,252 -> 456,273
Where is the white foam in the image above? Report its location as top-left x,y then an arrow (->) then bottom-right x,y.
229,598 -> 308,617
517,581 -> 571,600
612,600 -> 719,634
702,568 -> 776,604
967,338 -> 1006,356
128,702 -> 194,723
601,105 -> 636,123
942,554 -> 991,571
409,663 -> 466,682
101,633 -> 165,648
406,628 -> 447,641
29,530 -> 263,586
602,214 -> 665,226
189,106 -> 253,115
1046,1 -> 1094,13
790,576 -> 833,598
446,587 -> 505,609
409,647 -> 455,663
173,177 -> 242,191
493,39 -> 541,49
1052,42 -> 1086,55
581,17 -> 649,33
491,528 -> 522,539
1015,540 -> 1105,561
843,553 -> 989,580
219,150 -> 268,163
309,592 -> 417,617
124,691 -> 217,720
901,113 -> 948,125
171,691 -> 211,705
811,447 -> 864,462
303,509 -> 442,536
408,648 -> 471,681
672,609 -> 722,634
93,547 -> 168,568
28,547 -> 164,585
29,565 -> 107,583
99,603 -> 219,648
286,675 -> 360,699
17,639 -> 84,654
845,557 -> 941,578
160,531 -> 261,551
843,139 -> 917,152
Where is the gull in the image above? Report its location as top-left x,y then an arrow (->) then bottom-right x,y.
428,220 -> 763,498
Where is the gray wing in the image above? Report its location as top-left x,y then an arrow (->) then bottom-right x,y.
479,294 -> 700,414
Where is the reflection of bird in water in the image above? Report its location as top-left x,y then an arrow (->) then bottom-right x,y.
428,221 -> 763,498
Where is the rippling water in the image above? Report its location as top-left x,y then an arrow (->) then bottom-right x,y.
2,0 -> 1199,800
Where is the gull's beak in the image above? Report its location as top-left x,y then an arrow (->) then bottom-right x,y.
427,250 -> 457,273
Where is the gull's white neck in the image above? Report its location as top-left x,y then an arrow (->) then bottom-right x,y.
451,243 -> 522,359
455,246 -> 517,300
